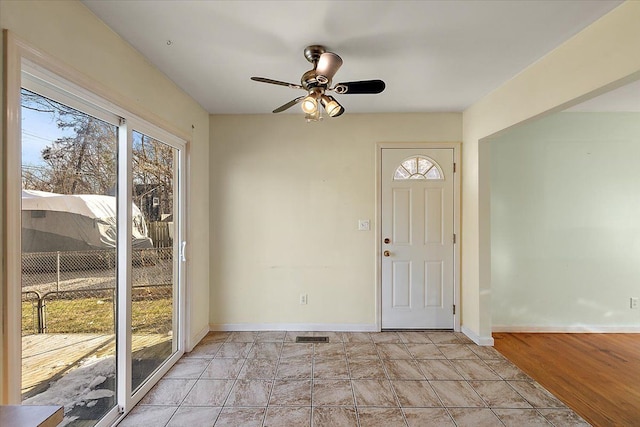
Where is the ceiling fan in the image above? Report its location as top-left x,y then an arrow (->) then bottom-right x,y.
251,45 -> 386,121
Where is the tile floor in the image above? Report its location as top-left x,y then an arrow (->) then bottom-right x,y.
119,331 -> 590,426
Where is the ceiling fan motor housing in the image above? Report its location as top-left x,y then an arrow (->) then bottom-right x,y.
301,69 -> 324,91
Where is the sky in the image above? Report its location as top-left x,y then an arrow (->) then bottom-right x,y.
21,102 -> 72,167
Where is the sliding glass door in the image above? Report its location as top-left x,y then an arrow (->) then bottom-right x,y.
20,87 -> 120,426
15,63 -> 186,426
130,129 -> 180,393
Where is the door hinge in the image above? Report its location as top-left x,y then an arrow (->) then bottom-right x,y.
453,162 -> 456,173
452,234 -> 456,244
453,304 -> 456,315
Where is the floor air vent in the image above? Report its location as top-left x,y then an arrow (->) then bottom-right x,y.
295,336 -> 329,343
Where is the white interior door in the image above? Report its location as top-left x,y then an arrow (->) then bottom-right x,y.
381,148 -> 455,329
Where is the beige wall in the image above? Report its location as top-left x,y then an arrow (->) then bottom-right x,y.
209,113 -> 461,328
462,1 -> 640,342
1,0 -> 210,401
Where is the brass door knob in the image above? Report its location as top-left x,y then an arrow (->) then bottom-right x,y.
383,250 -> 391,257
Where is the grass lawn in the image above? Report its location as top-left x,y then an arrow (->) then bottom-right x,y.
22,295 -> 172,335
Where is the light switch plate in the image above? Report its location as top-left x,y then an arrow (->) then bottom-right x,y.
358,219 -> 370,231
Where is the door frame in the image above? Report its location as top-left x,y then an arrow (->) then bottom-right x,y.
376,142 -> 461,332
2,32 -> 188,422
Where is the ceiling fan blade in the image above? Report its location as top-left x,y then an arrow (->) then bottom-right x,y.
315,52 -> 343,83
251,77 -> 303,90
334,79 -> 386,94
272,96 -> 305,113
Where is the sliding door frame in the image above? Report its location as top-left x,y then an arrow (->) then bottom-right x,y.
3,31 -> 188,424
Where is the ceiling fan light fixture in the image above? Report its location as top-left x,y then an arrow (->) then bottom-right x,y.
301,92 -> 319,114
321,95 -> 344,117
305,108 -> 322,122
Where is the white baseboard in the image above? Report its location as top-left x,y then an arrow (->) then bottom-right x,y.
188,324 -> 211,352
209,323 -> 379,332
492,325 -> 640,333
461,325 -> 495,346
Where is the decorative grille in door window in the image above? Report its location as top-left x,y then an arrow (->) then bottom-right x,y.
393,155 -> 443,180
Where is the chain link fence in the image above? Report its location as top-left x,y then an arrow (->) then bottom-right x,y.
21,248 -> 174,336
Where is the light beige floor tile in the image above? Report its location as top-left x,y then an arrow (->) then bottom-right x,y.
238,358 -> 278,379
345,343 -> 379,360
437,344 -> 480,359
269,380 -> 312,406
377,343 -> 413,359
485,359 -> 531,380
538,408 -> 590,426
185,342 -> 222,358
286,331 -> 314,342
216,342 -> 253,358
182,379 -> 234,406
468,345 -> 505,360
348,359 -> 387,379
164,358 -> 210,379
342,332 -> 373,343
315,331 -> 344,342
427,332 -> 463,344
430,380 -> 486,407
139,378 -> 196,405
352,379 -> 398,407
312,379 -> 354,406
450,359 -> 501,380
392,380 -> 442,407
314,343 -> 346,359
264,406 -> 311,427
403,408 -> 455,426
214,407 -> 265,427
312,406 -> 358,427
227,331 -> 258,342
123,331 -> 582,427
469,380 -> 532,408
357,407 -> 406,427
276,358 -> 313,379
225,379 -> 273,406
508,381 -> 566,408
454,332 -> 475,344
448,408 -> 503,427
405,343 -> 445,359
119,405 -> 177,426
256,331 -> 286,342
398,331 -> 433,343
313,358 -> 349,379
371,332 -> 402,343
201,358 -> 245,379
383,359 -> 426,379
416,359 -> 464,380
248,342 -> 282,359
493,408 -> 553,426
200,332 -> 230,344
281,342 -> 314,359
166,406 -> 221,427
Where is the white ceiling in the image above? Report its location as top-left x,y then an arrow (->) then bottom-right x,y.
82,0 -> 624,115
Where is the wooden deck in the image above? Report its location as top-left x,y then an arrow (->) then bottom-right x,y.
22,333 -> 172,398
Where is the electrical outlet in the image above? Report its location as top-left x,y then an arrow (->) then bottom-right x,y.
631,297 -> 639,309
300,294 -> 308,305
358,219 -> 370,231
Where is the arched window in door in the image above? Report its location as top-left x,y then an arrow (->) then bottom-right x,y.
393,155 -> 443,180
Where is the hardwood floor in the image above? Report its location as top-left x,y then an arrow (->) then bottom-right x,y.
493,333 -> 640,427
